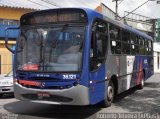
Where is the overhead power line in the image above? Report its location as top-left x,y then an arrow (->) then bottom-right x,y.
118,0 -> 125,5
2,1 -> 15,6
119,0 -> 152,21
0,0 -> 17,7
27,0 -> 51,9
0,0 -> 27,9
40,0 -> 61,8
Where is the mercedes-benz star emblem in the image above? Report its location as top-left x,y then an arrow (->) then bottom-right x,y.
41,82 -> 45,88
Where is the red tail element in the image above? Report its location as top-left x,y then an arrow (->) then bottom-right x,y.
137,59 -> 142,85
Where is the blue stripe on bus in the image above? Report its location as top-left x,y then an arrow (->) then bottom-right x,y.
89,64 -> 106,105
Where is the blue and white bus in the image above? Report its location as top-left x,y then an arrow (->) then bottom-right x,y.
5,8 -> 153,107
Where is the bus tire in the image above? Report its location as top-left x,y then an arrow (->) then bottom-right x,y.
0,94 -> 3,98
103,80 -> 115,107
137,72 -> 144,89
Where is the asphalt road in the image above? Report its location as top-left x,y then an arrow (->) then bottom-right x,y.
0,74 -> 160,119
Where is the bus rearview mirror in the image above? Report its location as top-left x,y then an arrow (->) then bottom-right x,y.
5,26 -> 19,54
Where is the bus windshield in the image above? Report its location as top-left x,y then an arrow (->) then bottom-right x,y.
16,25 -> 85,72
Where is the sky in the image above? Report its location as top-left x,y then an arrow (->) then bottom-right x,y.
59,0 -> 160,18
100,0 -> 160,18
45,0 -> 160,19
0,0 -> 160,18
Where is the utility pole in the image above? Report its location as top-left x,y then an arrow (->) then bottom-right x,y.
115,0 -> 118,20
157,0 -> 160,4
112,0 -> 122,20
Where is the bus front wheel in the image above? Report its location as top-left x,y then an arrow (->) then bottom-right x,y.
103,80 -> 115,107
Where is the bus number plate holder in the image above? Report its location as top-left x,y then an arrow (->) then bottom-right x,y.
37,92 -> 50,98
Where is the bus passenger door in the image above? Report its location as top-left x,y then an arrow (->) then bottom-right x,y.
89,20 -> 108,104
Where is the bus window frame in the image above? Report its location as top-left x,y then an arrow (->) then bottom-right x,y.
121,29 -> 131,55
130,33 -> 139,55
138,36 -> 146,55
89,18 -> 109,72
109,23 -> 122,55
16,23 -> 87,74
147,40 -> 153,56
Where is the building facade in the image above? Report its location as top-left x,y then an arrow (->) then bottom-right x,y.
153,19 -> 160,73
0,6 -> 33,74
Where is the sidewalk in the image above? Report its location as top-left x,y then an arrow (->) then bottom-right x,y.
147,73 -> 160,83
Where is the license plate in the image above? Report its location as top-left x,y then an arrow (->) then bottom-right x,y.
37,92 -> 50,98
2,89 -> 10,91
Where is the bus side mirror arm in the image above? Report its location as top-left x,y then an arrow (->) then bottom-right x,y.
5,26 -> 19,54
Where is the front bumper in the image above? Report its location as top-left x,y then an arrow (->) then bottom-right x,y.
0,86 -> 14,94
14,83 -> 89,105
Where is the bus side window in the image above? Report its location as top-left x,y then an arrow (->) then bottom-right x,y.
139,37 -> 145,55
122,30 -> 130,55
90,20 -> 108,71
109,24 -> 121,54
145,39 -> 149,55
131,34 -> 139,55
148,40 -> 152,55
110,40 -> 121,54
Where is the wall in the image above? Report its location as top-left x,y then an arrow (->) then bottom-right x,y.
0,7 -> 32,20
0,7 -> 33,74
154,43 -> 160,73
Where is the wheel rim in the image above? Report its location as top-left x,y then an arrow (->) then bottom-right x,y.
107,85 -> 113,101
